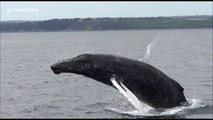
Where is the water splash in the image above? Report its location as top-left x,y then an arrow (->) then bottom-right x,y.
139,34 -> 159,62
106,98 -> 206,117
108,33 -> 207,116
108,77 -> 206,117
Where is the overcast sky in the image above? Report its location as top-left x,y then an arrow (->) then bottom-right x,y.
1,1 -> 212,21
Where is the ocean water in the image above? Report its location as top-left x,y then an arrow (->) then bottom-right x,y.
1,29 -> 212,118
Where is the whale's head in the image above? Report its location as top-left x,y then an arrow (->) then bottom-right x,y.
51,53 -> 94,75
51,53 -> 115,84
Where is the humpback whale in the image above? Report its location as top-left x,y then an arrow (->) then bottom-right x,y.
50,53 -> 187,108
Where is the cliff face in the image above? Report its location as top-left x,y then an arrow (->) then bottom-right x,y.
1,16 -> 212,32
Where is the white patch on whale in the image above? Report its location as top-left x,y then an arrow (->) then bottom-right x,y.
110,77 -> 153,113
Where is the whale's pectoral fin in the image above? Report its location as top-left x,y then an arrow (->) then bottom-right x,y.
110,76 -> 126,91
110,76 -> 151,111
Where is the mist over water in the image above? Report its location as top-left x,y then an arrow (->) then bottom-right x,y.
1,29 -> 212,118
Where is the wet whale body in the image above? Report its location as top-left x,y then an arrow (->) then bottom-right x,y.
50,53 -> 187,108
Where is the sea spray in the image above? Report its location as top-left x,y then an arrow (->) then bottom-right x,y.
139,34 -> 159,62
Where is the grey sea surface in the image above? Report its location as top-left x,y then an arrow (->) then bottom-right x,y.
1,29 -> 212,118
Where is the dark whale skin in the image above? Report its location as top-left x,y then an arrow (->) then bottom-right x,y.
51,53 -> 187,108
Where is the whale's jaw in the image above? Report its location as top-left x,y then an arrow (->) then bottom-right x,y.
50,65 -> 61,74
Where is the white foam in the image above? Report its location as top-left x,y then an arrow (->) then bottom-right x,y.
106,98 -> 206,117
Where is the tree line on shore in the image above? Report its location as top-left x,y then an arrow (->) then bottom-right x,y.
1,15 -> 212,32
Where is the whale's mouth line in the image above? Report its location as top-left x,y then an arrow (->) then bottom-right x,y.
51,66 -> 83,75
